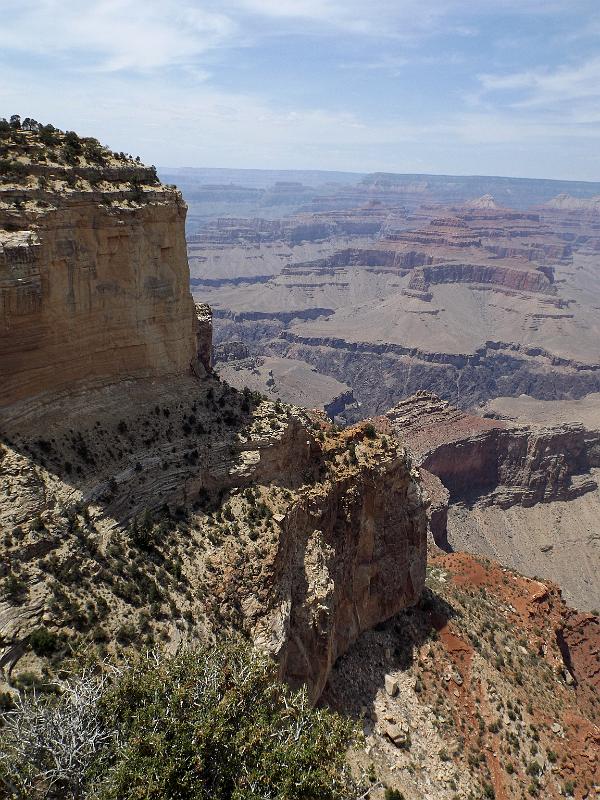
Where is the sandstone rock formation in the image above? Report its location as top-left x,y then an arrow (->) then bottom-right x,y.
544,194 -> 600,213
207,421 -> 427,700
0,136 -> 202,407
0,125 -> 428,700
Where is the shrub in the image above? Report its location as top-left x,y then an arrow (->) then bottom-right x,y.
28,627 -> 58,657
127,509 -> 155,549
0,641 -> 358,799
384,790 -> 405,800
363,423 -> 377,439
348,442 -> 358,465
95,640 -> 356,800
0,691 -> 15,712
2,573 -> 28,604
0,669 -> 114,798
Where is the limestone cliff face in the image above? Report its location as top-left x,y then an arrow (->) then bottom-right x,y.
386,392 -> 600,609
0,133 -> 199,408
409,262 -> 554,294
387,391 -> 599,510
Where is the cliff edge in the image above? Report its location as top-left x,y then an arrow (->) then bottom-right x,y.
0,121 -> 427,700
0,123 -> 209,407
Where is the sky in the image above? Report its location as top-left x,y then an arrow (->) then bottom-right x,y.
1,0 -> 600,180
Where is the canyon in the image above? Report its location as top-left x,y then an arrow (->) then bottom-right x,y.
197,198 -> 600,421
0,127 -> 598,799
181,170 -> 600,612
0,126 -> 427,704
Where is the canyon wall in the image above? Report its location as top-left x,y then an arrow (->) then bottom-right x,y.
269,334 -> 600,419
0,151 -> 201,408
0,127 -> 428,700
409,262 -> 554,294
208,423 -> 427,700
386,392 -> 600,609
388,392 -> 599,510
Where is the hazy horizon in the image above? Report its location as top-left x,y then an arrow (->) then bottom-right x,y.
3,1 -> 600,181
158,165 -> 600,186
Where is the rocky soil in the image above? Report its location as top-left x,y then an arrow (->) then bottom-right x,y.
325,549 -> 600,800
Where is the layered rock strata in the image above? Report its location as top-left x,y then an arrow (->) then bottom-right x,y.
0,125 -> 428,699
386,391 -> 600,608
387,392 -> 599,509
0,133 -> 200,407
200,199 -> 600,418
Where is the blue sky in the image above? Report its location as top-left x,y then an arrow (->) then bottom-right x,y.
1,0 -> 599,179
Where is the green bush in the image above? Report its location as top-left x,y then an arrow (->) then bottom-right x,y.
29,627 -> 58,657
385,789 -> 405,800
127,509 -> 155,549
1,640 -> 357,799
94,640 -> 356,800
2,573 -> 28,604
363,424 -> 377,439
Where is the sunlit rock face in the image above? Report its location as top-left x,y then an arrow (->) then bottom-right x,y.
0,130 -> 199,409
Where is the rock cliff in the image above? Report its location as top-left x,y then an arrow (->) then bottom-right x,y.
0,124 -> 428,700
207,421 -> 427,700
0,128 -> 201,407
386,392 -> 600,609
387,392 -> 598,508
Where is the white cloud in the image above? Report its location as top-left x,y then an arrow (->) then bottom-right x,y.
479,56 -> 600,108
1,0 -> 594,74
0,0 -> 236,72
1,0 -> 599,179
233,0 -> 590,36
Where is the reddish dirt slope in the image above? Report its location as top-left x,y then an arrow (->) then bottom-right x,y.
325,549 -> 600,800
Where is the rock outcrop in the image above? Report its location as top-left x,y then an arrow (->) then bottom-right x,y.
544,194 -> 600,213
408,262 -> 554,294
194,302 -> 213,371
325,550 -> 600,800
0,130 -> 200,408
0,124 -> 428,700
387,392 -> 598,509
386,392 -> 600,609
208,422 -> 427,700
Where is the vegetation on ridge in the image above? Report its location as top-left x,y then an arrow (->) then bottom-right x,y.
0,639 -> 357,800
0,115 -> 160,191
